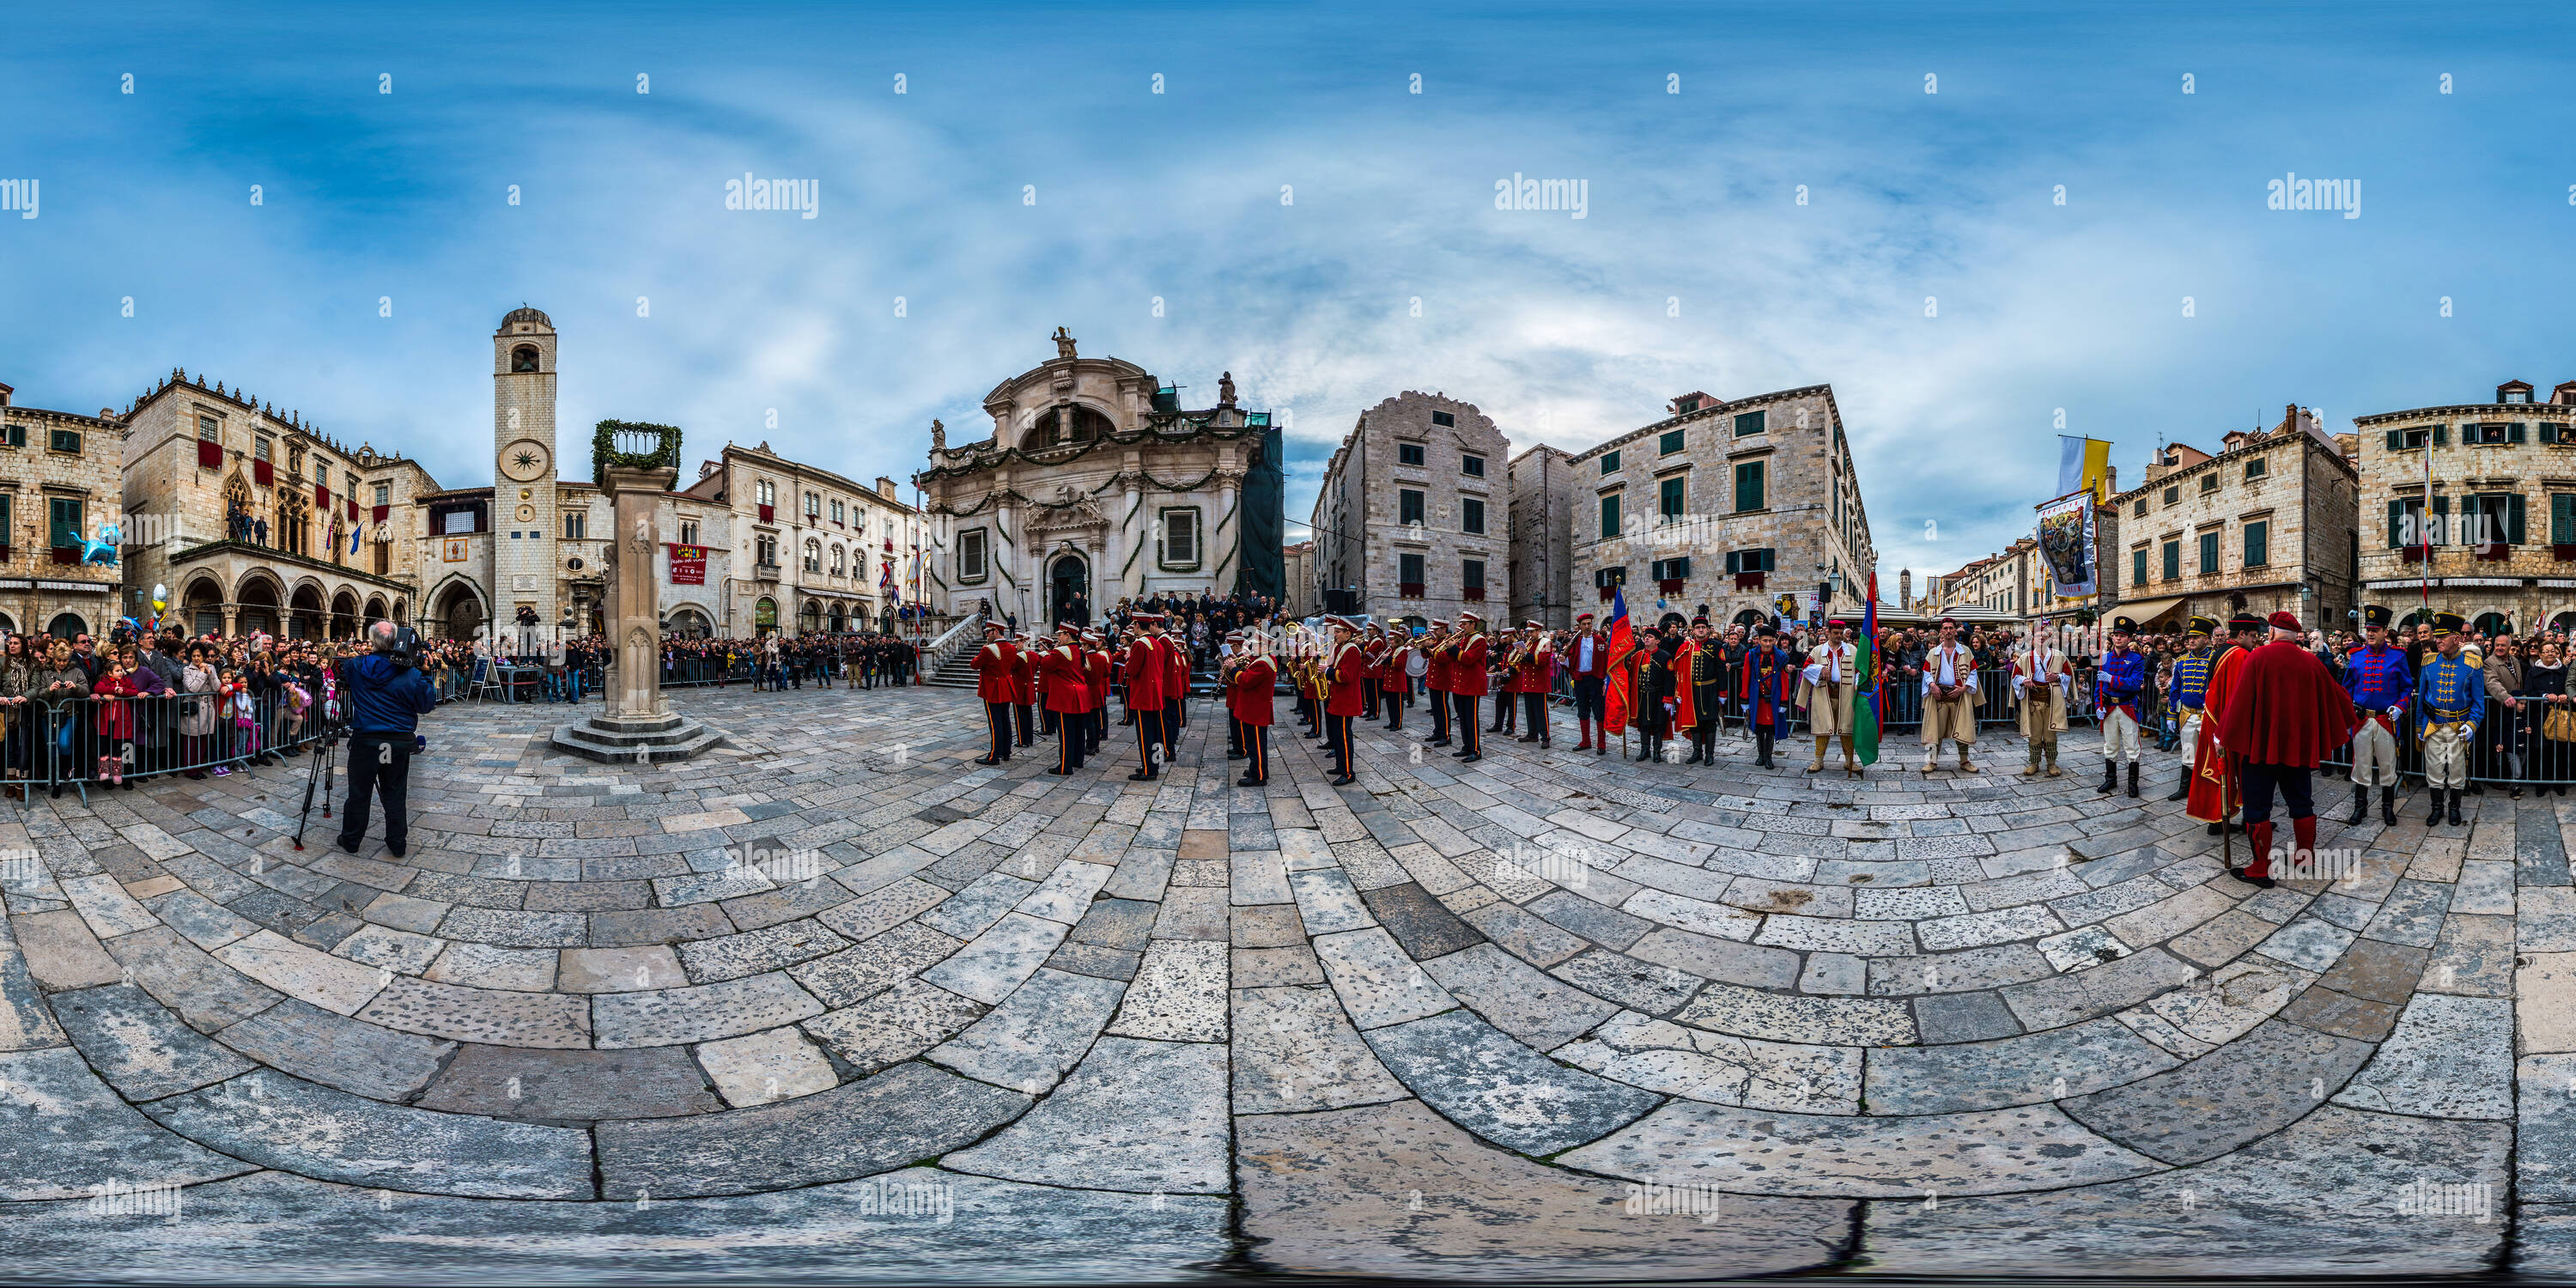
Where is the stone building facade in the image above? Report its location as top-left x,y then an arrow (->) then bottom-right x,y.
2103,405 -> 2359,633
916,331 -> 1285,630
118,370 -> 422,641
1280,539 -> 1315,618
1565,386 -> 1877,630
674,443 -> 924,638
1311,392 -> 1510,627
2354,378 -> 2576,635
1508,444 -> 1575,629
0,382 -> 125,638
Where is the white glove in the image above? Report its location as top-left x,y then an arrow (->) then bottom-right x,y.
2386,705 -> 2403,718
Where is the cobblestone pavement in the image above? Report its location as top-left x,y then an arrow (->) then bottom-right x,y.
3,684 -> 2573,1280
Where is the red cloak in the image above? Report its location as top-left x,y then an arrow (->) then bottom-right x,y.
2213,640 -> 2355,769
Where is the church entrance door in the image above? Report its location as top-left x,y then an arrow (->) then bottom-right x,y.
1050,553 -> 1090,629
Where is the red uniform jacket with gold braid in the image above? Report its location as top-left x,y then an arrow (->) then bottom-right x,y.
1085,649 -> 1113,710
1326,642 -> 1367,716
1163,637 -> 1189,697
1229,655 -> 1278,726
1036,645 -> 1091,714
1123,636 -> 1169,708
1451,633 -> 1491,697
1008,647 -> 1036,706
972,641 -> 1019,704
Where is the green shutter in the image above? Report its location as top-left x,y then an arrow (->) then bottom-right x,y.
2512,422 -> 2530,444
2548,423 -> 2562,445
2389,499 -> 2405,548
2511,493 -> 2528,544
2432,494 -> 2450,544
2556,494 -> 2576,546
2385,428 -> 2403,451
2433,425 -> 2448,447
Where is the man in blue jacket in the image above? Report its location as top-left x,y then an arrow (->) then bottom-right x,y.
338,622 -> 438,858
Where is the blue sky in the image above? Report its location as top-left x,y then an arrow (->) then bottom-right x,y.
6,1 -> 2573,587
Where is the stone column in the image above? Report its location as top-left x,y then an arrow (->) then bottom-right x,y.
222,603 -> 238,636
605,464 -> 677,721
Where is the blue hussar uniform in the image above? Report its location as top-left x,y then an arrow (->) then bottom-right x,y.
2415,613 -> 2485,823
2094,615 -> 2150,797
2340,605 -> 2415,824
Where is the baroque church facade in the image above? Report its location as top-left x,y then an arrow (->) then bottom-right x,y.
914,329 -> 1285,628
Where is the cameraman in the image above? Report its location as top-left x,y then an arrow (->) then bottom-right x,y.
338,621 -> 436,858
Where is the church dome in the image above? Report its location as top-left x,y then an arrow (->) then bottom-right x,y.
501,305 -> 553,330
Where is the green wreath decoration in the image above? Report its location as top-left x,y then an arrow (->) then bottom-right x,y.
592,419 -> 683,487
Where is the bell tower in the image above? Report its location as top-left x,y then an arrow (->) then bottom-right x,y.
495,306 -> 560,643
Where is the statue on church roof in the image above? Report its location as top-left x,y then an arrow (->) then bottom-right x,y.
930,418 -> 945,452
1052,326 -> 1077,359
1218,372 -> 1236,406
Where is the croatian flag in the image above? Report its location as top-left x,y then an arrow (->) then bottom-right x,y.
1602,585 -> 1635,735
1854,573 -> 1881,766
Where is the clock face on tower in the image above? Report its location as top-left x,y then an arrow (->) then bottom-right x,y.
501,439 -> 550,483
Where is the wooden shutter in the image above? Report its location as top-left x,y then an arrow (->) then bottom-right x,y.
2385,428 -> 2403,451
2556,495 -> 2576,546
2388,499 -> 2405,548
2431,494 -> 2450,544
2511,494 -> 2528,544
2433,425 -> 2448,447
2512,422 -> 2530,444
2546,423 -> 2561,445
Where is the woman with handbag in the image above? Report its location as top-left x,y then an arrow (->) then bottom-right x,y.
2527,640 -> 2571,798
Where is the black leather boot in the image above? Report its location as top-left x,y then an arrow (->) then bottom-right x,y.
2344,783 -> 2368,825
2428,787 -> 2445,824
2126,762 -> 2141,798
2166,768 -> 2190,801
2097,760 -> 2117,794
2380,787 -> 2397,826
2446,789 -> 2464,826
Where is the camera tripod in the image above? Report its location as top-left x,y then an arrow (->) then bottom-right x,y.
290,724 -> 346,852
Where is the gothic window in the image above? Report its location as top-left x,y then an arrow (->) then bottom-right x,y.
805,538 -> 822,574
512,345 -> 541,373
830,545 -> 845,575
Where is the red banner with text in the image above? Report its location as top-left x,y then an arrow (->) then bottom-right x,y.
668,543 -> 708,585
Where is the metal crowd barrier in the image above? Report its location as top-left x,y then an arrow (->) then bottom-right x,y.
2,690 -> 338,802
2314,699 -> 2576,790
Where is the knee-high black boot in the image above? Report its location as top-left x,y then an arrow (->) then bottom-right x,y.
2344,783 -> 2368,825
2380,786 -> 2397,826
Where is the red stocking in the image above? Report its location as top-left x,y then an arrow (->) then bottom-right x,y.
2243,821 -> 2274,879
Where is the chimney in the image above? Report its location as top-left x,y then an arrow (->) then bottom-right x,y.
0,380 -> 12,407
876,476 -> 899,500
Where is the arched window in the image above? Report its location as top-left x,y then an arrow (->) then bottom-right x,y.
830,545 -> 845,576
1021,404 -> 1116,451
512,345 -> 541,373
2475,611 -> 2515,638
47,612 -> 88,640
804,538 -> 822,574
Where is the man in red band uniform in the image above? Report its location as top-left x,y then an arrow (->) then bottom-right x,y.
2187,610 -> 2266,835
1123,613 -> 1171,781
1382,628 -> 1414,732
1084,632 -> 1112,756
1222,632 -> 1251,757
1514,622 -> 1553,747
1162,619 -> 1189,761
1324,617 -> 1365,785
1009,631 -> 1037,748
2208,610 -> 2355,886
1229,635 -> 1279,785
1359,624 -> 1385,722
1450,611 -> 1489,762
1566,611 -> 1611,755
1423,621 -> 1454,745
970,621 -> 1018,766
1040,623 -> 1092,775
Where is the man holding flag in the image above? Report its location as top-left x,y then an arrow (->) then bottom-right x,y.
1800,617 -> 1865,777
1601,587 -> 1643,759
